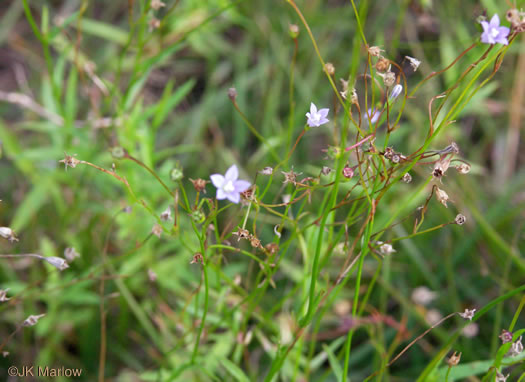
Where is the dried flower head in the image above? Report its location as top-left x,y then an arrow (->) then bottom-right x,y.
190,252 -> 203,264
23,314 -> 46,327
375,57 -> 390,72
265,242 -> 279,255
495,371 -> 509,382
508,336 -> 523,356
210,165 -> 251,204
321,166 -> 332,176
160,207 -> 172,221
190,178 -> 208,193
249,236 -> 262,249
455,214 -> 466,225
150,0 -> 165,10
402,173 -> 412,183
459,308 -> 476,321
368,46 -> 384,57
379,70 -> 396,87
232,228 -> 250,241
391,154 -> 401,164
405,56 -> 421,72
455,163 -> 471,174
324,62 -> 335,76
447,351 -> 462,367
499,329 -> 513,344
282,167 -> 302,186
228,87 -> 238,101
432,157 -> 452,179
64,247 -> 80,262
0,289 -> 10,302
435,187 -> 450,207
151,224 -> 163,238
59,152 -> 80,171
149,17 -> 161,31
0,227 -> 18,243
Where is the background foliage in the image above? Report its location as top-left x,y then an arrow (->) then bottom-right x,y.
0,0 -> 524,381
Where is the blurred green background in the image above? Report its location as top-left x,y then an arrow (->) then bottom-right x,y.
0,0 -> 524,381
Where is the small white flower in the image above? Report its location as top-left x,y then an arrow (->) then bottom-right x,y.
0,227 -> 18,242
259,167 -> 273,175
459,308 -> 476,321
411,286 -> 437,306
461,322 -> 479,338
405,56 -> 421,71
507,336 -> 523,356
64,247 -> 80,262
0,289 -> 10,302
305,103 -> 330,127
23,313 -> 46,327
496,371 -> 509,382
378,242 -> 396,255
160,206 -> 172,221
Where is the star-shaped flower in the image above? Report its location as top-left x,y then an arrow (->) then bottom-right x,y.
210,165 -> 251,204
481,14 -> 510,45
305,103 -> 329,127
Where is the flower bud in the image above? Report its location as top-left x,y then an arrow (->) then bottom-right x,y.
190,209 -> 205,224
42,256 -> 69,271
342,165 -> 354,178
324,62 -> 335,76
455,163 -> 471,174
389,84 -> 403,100
228,87 -> 238,101
402,173 -> 412,183
170,166 -> 184,182
111,146 -> 125,159
190,252 -> 203,264
0,227 -> 18,243
259,167 -> 273,175
447,351 -> 461,367
289,24 -> 299,38
368,46 -> 384,57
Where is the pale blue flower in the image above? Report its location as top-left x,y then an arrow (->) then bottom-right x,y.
389,84 -> 403,100
481,14 -> 510,45
305,103 -> 329,127
210,165 -> 251,204
367,108 -> 380,124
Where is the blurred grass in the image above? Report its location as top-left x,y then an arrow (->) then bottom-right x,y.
0,0 -> 524,381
